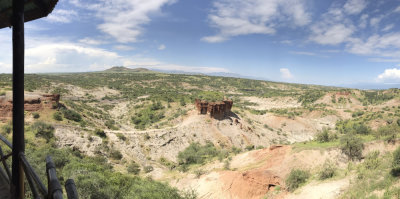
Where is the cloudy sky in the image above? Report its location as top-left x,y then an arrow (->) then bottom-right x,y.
1,0 -> 400,88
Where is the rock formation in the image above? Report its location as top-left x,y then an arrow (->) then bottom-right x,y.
195,99 -> 233,118
0,93 -> 60,121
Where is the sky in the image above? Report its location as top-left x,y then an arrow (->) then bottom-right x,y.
1,0 -> 400,88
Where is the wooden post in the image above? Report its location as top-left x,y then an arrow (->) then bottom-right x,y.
11,0 -> 25,198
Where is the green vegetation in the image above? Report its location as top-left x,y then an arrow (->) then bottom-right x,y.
1,123 -> 11,134
95,129 -> 107,138
318,160 -> 336,180
127,161 -> 141,175
178,142 -> 219,166
61,108 -> 82,122
32,112 -> 40,119
315,128 -> 336,143
340,134 -> 364,161
52,111 -> 63,121
131,102 -> 165,129
285,169 -> 310,191
336,120 -> 371,135
342,149 -> 400,198
298,90 -> 325,106
10,123 -> 193,199
116,133 -> 127,141
31,122 -> 55,143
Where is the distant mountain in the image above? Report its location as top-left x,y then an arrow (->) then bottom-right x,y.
102,66 -> 152,73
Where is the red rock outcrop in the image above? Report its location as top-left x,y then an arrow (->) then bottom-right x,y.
195,99 -> 233,118
0,93 -> 60,121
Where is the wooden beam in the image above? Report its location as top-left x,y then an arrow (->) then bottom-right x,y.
11,0 -> 25,198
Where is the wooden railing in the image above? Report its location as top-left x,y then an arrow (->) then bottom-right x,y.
0,134 -> 78,199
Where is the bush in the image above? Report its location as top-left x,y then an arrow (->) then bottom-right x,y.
109,149 -> 123,160
194,169 -> 205,178
340,134 -> 364,161
231,146 -> 242,154
363,151 -> 380,170
62,108 -> 82,122
144,166 -> 154,173
319,160 -> 336,180
127,161 -> 141,175
376,124 -> 398,143
53,111 -> 63,121
315,128 -> 334,143
116,133 -> 126,141
286,169 -> 310,191
178,142 -> 219,166
1,123 -> 11,134
393,146 -> 400,168
95,129 -> 107,138
245,145 -> 255,151
31,122 -> 55,142
32,112 -> 40,119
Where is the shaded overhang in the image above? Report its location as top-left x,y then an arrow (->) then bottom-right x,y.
0,0 -> 58,29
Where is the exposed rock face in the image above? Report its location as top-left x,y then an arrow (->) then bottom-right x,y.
195,99 -> 233,118
0,93 -> 60,120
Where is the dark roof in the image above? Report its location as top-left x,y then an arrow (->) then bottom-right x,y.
0,0 -> 58,29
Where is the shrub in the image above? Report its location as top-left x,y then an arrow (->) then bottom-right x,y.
52,111 -> 63,121
31,122 -> 55,142
340,134 -> 364,161
286,169 -> 310,191
178,142 -> 219,166
231,146 -> 242,155
194,169 -> 205,178
144,166 -> 154,173
1,123 -> 11,134
315,128 -> 332,143
109,149 -> 123,160
223,159 -> 230,170
105,119 -> 119,130
32,112 -> 40,119
393,146 -> 400,168
376,124 -> 398,143
319,160 -> 336,180
62,108 -> 82,122
363,151 -> 380,170
116,133 -> 126,141
95,129 -> 107,138
245,145 -> 255,151
127,161 -> 141,175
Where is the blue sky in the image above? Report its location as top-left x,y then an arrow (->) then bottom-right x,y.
1,0 -> 400,88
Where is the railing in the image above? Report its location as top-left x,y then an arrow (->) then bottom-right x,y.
0,134 -> 78,199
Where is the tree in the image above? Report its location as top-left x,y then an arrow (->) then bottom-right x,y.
286,169 -> 309,191
340,134 -> 364,161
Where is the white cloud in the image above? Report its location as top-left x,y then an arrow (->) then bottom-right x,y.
25,42 -> 121,72
203,0 -> 310,43
383,24 -> 395,32
158,44 -> 166,50
124,59 -> 229,73
344,0 -> 367,15
395,6 -> 400,13
113,45 -> 135,51
359,14 -> 368,28
310,2 -> 357,45
71,0 -> 176,43
311,24 -> 355,45
79,37 -> 106,45
280,68 -> 293,79
347,32 -> 400,57
370,16 -> 383,27
46,9 -> 78,23
377,68 -> 400,82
